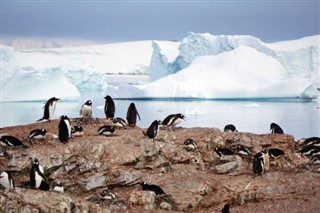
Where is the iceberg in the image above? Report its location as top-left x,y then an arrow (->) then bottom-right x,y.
1,46 -> 19,89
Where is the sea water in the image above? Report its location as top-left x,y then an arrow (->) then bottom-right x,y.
1,96 -> 319,140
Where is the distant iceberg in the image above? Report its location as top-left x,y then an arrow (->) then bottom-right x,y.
111,33 -> 319,99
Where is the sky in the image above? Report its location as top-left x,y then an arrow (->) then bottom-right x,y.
1,0 -> 320,43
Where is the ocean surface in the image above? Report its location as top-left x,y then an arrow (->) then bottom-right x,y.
1,95 -> 319,140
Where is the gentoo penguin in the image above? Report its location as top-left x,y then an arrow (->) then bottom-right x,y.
221,204 -> 230,213
270,123 -> 284,134
53,181 -> 64,193
262,149 -> 270,171
0,135 -> 24,147
58,115 -> 72,143
223,124 -> 237,132
0,171 -> 15,189
303,137 -> 320,147
37,97 -> 60,121
113,117 -> 127,128
214,147 -> 234,158
161,113 -> 185,129
141,182 -> 165,195
98,125 -> 115,136
29,129 -> 47,140
268,148 -> 285,159
30,159 -> 49,190
253,152 -> 265,175
104,95 -> 115,119
126,103 -> 141,127
80,100 -> 93,118
235,144 -> 252,156
298,145 -> 320,158
184,138 -> 198,151
71,125 -> 84,137
100,188 -> 116,200
143,120 -> 161,139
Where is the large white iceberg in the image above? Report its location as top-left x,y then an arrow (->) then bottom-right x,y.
110,33 -> 319,99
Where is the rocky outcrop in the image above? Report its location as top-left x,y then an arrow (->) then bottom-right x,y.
0,120 -> 319,212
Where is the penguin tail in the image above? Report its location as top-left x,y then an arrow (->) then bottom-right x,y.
36,118 -> 44,122
142,131 -> 147,137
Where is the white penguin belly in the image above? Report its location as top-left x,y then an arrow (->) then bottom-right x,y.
35,172 -> 44,188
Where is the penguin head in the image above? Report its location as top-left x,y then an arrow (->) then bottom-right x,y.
270,123 -> 277,130
177,113 -> 185,119
41,129 -> 47,134
60,115 -> 69,120
84,100 -> 92,106
104,95 -> 113,101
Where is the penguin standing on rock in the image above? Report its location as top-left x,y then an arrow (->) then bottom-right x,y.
0,171 -> 15,189
104,95 -> 115,119
253,152 -> 265,175
126,103 -> 141,127
37,97 -> 60,122
0,135 -> 25,147
161,113 -> 185,130
143,120 -> 161,139
58,115 -> 72,143
29,159 -> 49,190
80,100 -> 93,119
223,124 -> 237,132
270,123 -> 284,134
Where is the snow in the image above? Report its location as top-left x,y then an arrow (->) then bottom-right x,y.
1,33 -> 319,102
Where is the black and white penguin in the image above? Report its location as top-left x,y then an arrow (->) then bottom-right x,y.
104,95 -> 115,119
253,152 -> 265,175
30,159 -> 49,190
184,138 -> 198,151
58,115 -> 72,143
126,103 -> 141,127
270,123 -> 284,134
71,125 -> 84,137
141,182 -> 165,195
298,145 -> 320,158
235,144 -> 252,156
303,137 -> 320,147
223,124 -> 237,132
98,125 -> 115,136
53,181 -> 64,193
268,148 -> 285,159
214,147 -> 234,158
143,120 -> 161,139
221,203 -> 230,213
161,113 -> 185,129
37,97 -> 60,121
29,129 -> 47,140
80,100 -> 93,118
0,171 -> 15,189
310,155 -> 320,165
100,188 -> 116,200
113,117 -> 127,128
0,135 -> 25,147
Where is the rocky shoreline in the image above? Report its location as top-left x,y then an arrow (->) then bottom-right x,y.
0,119 -> 319,213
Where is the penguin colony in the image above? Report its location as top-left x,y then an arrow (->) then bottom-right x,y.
0,95 -> 319,212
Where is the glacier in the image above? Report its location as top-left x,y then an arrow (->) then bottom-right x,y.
1,33 -> 319,102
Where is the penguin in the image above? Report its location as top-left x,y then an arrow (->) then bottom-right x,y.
221,203 -> 230,213
37,97 -> 60,121
223,124 -> 237,132
126,103 -> 141,127
270,123 -> 284,134
298,145 -> 320,158
53,181 -> 64,193
253,152 -> 265,175
268,148 -> 285,159
303,137 -> 320,147
71,125 -> 84,137
235,144 -> 252,156
113,117 -> 127,128
98,125 -> 115,136
141,182 -> 165,195
29,129 -> 47,140
30,159 -> 49,190
80,100 -> 93,118
143,120 -> 161,139
104,95 -> 115,119
183,138 -> 198,151
100,188 -> 116,200
58,115 -> 72,143
310,155 -> 320,165
0,135 -> 25,147
161,113 -> 185,129
262,149 -> 270,171
214,147 -> 234,158
0,171 -> 15,189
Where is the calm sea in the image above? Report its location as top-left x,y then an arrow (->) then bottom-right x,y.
1,95 -> 319,140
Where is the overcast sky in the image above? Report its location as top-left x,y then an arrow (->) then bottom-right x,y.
1,1 -> 320,43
